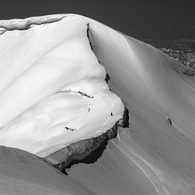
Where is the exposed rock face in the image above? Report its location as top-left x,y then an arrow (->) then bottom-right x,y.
43,107 -> 129,174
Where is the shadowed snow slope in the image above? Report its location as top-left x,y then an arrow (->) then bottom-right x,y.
1,14 -> 195,195
0,146 -> 95,195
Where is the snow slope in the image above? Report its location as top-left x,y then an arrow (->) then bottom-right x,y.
84,16 -> 195,194
0,146 -> 95,195
0,14 -> 195,194
0,15 -> 124,157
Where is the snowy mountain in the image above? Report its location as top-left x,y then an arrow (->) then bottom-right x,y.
0,14 -> 195,195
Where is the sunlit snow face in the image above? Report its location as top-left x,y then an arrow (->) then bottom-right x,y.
0,16 -> 124,157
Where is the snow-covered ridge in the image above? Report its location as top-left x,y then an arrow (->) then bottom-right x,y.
0,14 -> 124,157
1,14 -> 195,194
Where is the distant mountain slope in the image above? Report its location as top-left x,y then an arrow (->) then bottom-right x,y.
143,39 -> 195,70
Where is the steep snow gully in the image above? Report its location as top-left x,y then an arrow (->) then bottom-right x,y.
1,14 -> 195,195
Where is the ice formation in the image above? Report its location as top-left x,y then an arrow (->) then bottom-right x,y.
1,14 -> 195,195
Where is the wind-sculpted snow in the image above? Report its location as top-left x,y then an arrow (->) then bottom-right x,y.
0,15 -> 124,157
1,14 -> 195,195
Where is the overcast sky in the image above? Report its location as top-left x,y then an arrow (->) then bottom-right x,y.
0,0 -> 194,40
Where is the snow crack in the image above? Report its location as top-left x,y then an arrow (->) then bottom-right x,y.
54,89 -> 94,98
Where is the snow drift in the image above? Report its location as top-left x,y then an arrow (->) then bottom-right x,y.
0,14 -> 195,195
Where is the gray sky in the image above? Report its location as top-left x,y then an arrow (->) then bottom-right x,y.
0,0 -> 194,40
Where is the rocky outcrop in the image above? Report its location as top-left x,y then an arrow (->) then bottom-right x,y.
43,107 -> 129,174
